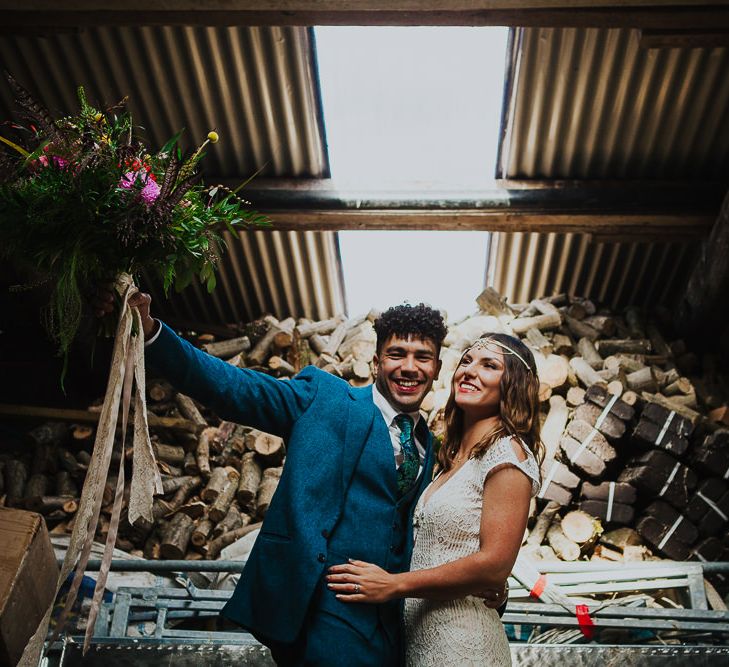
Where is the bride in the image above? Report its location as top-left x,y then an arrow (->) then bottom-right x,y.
327,333 -> 542,666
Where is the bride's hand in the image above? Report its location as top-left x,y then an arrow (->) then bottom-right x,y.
327,559 -> 399,604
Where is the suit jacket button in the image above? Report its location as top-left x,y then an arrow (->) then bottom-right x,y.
389,545 -> 395,552
321,529 -> 329,539
317,553 -> 326,563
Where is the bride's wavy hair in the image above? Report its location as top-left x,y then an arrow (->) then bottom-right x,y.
437,332 -> 544,475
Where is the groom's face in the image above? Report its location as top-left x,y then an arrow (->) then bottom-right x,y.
373,335 -> 441,414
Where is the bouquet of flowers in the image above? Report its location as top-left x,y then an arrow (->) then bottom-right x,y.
0,73 -> 269,376
1,74 -> 271,662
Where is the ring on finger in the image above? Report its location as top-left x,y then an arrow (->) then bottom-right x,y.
354,584 -> 360,594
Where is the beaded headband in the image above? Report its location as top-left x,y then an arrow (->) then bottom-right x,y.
467,337 -> 533,372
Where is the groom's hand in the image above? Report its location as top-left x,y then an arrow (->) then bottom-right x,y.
92,285 -> 158,340
479,581 -> 509,610
127,292 -> 157,339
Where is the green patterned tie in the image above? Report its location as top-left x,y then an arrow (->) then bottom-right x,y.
395,414 -> 419,498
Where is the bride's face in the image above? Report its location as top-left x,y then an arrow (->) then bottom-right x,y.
452,344 -> 504,416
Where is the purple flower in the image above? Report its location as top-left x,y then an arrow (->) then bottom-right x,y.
119,171 -> 137,189
37,155 -> 69,169
119,170 -> 161,205
140,175 -> 161,204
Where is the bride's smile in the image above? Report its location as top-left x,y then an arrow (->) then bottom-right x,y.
453,345 -> 505,415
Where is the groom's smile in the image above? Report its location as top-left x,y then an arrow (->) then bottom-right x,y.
373,334 -> 441,413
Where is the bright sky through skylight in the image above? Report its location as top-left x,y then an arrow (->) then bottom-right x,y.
315,27 -> 508,321
338,230 -> 491,323
315,26 -> 508,188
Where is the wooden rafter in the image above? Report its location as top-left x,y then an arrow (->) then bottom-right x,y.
231,179 -> 723,240
3,2 -> 729,30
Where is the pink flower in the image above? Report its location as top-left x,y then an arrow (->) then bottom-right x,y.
36,155 -> 69,169
140,175 -> 161,204
119,171 -> 137,189
119,170 -> 161,205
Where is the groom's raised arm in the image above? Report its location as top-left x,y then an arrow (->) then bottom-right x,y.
146,321 -> 318,440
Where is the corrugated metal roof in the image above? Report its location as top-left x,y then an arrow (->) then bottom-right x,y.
488,231 -> 699,310
499,27 -> 729,180
0,25 -> 345,326
143,229 -> 344,325
493,26 -> 725,309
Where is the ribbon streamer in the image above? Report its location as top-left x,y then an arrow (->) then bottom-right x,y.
20,274 -> 162,665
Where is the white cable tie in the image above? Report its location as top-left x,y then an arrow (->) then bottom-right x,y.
658,461 -> 681,497
697,491 -> 729,522
655,410 -> 675,447
570,430 -> 597,464
694,552 -> 708,563
606,482 -> 615,522
571,393 -> 620,464
595,392 -> 621,430
538,460 -> 561,499
657,515 -> 683,551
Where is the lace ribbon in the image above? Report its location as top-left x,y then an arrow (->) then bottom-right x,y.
20,273 -> 162,665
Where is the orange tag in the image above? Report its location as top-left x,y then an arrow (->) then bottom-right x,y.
529,574 -> 547,598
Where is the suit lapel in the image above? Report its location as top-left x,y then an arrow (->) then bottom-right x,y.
341,384 -> 376,494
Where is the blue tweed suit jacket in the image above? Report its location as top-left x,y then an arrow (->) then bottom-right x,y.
146,322 -> 436,644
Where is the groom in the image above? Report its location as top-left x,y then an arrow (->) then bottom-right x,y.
98,293 -> 505,666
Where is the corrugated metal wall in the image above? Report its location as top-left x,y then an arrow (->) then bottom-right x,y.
500,27 -> 729,180
144,229 -> 343,324
0,25 -> 346,325
488,231 -> 698,310
492,26 -> 723,306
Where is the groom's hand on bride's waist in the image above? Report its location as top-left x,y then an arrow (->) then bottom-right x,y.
478,581 -> 509,611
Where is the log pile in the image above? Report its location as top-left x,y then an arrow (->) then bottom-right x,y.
0,393 -> 282,561
452,292 -> 729,587
3,290 -> 729,589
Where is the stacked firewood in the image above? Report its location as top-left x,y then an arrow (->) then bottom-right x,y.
3,290 -> 729,574
0,389 -> 287,560
1,422 -> 84,519
439,291 -> 729,577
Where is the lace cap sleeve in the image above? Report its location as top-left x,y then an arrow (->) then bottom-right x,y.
476,436 -> 541,497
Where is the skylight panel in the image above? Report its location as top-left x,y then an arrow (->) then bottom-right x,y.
315,26 -> 509,188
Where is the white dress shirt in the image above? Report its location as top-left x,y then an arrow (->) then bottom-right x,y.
371,383 -> 425,470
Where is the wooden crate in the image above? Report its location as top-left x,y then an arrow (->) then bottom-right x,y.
0,508 -> 58,666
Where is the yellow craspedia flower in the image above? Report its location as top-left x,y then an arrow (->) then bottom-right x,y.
207,131 -> 219,144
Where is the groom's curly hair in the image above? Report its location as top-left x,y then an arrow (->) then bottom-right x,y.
374,303 -> 447,354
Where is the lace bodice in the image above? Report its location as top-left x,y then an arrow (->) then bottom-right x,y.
404,437 -> 540,666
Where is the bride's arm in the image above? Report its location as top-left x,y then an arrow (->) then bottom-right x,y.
328,463 -> 532,603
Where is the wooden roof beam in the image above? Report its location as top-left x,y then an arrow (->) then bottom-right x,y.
4,2 -> 729,30
235,179 -> 723,240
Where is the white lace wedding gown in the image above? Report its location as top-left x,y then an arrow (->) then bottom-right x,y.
404,437 -> 540,667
